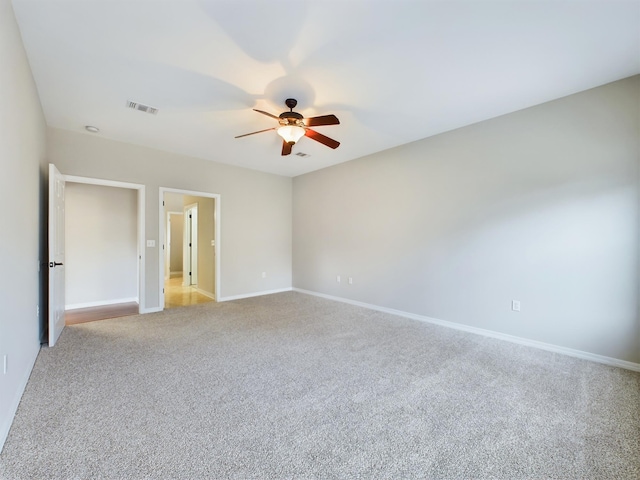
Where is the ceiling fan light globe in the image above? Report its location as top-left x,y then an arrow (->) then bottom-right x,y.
277,125 -> 305,145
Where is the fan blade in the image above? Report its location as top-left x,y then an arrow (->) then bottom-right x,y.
304,129 -> 340,149
304,114 -> 340,127
253,109 -> 280,119
235,127 -> 275,138
282,140 -> 292,156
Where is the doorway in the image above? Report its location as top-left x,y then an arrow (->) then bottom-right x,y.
160,188 -> 220,309
48,169 -> 145,343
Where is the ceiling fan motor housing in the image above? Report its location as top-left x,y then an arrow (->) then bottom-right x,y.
279,113 -> 304,128
279,111 -> 303,120
279,98 -> 303,126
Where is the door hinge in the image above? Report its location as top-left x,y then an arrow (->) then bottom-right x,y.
163,201 -> 165,206
189,272 -> 192,276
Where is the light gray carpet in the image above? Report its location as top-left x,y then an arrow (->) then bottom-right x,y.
1,292 -> 639,479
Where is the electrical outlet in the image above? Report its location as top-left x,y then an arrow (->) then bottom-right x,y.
348,277 -> 353,285
512,300 -> 521,312
336,275 -> 341,283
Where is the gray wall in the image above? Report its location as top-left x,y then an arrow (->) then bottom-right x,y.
293,76 -> 640,363
169,213 -> 183,275
47,127 -> 292,307
164,192 -> 184,212
65,183 -> 138,308
0,0 -> 47,449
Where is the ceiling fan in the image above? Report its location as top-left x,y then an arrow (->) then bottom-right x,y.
235,98 -> 340,156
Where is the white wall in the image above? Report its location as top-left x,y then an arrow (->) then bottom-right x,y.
0,0 -> 47,450
164,192 -> 184,278
65,183 -> 138,308
47,127 -> 292,307
293,76 -> 640,364
168,213 -> 183,275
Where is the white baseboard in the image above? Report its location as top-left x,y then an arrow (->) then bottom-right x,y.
66,297 -> 138,310
0,343 -> 39,453
218,287 -> 292,302
139,306 -> 163,314
293,288 -> 640,373
169,271 -> 182,279
193,287 -> 216,300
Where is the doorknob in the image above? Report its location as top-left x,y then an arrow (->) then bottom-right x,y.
49,262 -> 64,268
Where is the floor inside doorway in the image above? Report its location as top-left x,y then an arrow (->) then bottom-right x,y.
63,277 -> 215,325
164,276 -> 215,309
65,302 -> 139,325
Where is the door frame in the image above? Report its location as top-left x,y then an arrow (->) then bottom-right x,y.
64,174 -> 146,312
183,203 -> 198,287
159,187 -> 220,309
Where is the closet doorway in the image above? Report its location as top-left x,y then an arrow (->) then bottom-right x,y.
60,174 -> 145,328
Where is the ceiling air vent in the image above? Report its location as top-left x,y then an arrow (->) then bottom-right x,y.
126,100 -> 158,115
295,152 -> 310,158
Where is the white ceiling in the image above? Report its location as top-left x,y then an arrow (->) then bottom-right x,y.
11,0 -> 640,177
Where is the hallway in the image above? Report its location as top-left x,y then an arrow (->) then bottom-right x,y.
164,277 -> 214,309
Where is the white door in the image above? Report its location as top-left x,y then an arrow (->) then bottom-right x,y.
48,164 -> 66,347
165,212 -> 171,280
190,207 -> 198,285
